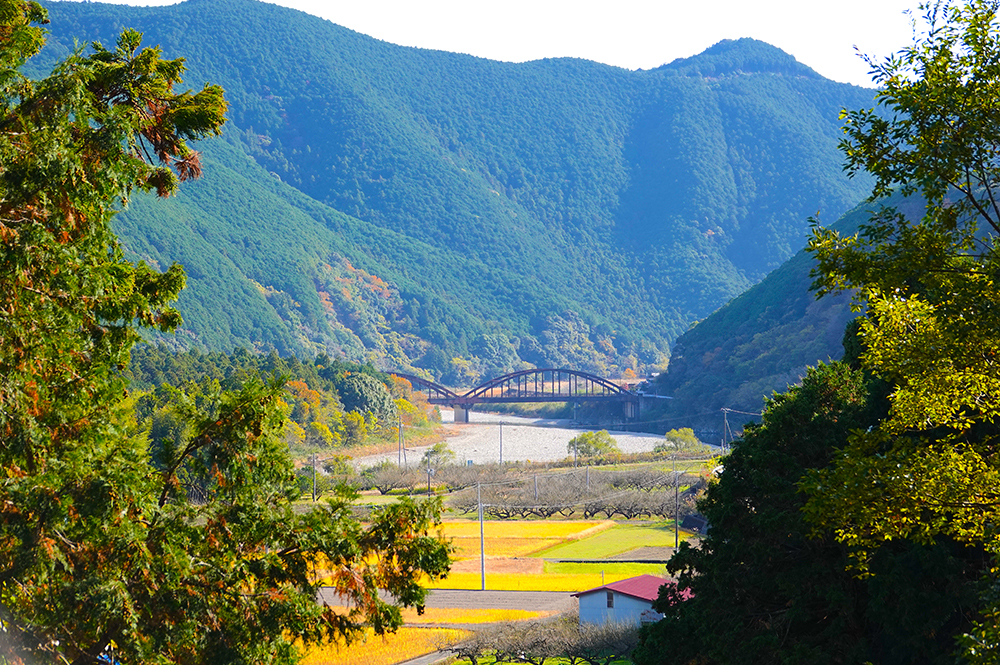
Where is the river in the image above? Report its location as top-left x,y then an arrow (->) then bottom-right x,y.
353,408 -> 667,468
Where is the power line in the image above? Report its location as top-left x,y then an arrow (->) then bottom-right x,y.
721,407 -> 762,417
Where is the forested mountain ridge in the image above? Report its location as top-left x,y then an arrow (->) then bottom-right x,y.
33,0 -> 876,382
650,194 -> 927,435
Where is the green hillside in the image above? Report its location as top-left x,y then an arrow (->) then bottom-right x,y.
31,0 -> 877,382
649,194 -> 927,436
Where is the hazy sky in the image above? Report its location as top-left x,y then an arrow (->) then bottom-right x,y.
63,0 -> 926,87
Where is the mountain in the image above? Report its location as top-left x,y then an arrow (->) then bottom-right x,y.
30,0 -> 877,382
649,194 -> 926,436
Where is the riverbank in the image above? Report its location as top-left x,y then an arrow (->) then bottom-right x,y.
353,408 -> 667,468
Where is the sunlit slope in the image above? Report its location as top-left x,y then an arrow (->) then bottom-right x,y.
651,195 -> 924,432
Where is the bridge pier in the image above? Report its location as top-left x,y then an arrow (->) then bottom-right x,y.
453,405 -> 471,423
625,399 -> 639,420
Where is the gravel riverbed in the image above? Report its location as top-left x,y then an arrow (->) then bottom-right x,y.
353,408 -> 666,468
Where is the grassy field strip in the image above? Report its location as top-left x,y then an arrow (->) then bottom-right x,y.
533,523 -> 695,559
544,561 -> 668,577
564,520 -> 617,541
298,627 -> 469,665
428,570 -> 654,592
426,562 -> 667,592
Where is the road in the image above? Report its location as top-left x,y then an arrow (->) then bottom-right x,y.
355,408 -> 666,468
317,588 -> 576,613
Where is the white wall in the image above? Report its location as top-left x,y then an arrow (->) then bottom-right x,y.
578,590 -> 652,626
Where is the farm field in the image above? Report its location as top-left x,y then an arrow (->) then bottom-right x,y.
429,569 -> 652,592
426,520 -> 683,592
534,522 -> 693,559
545,561 -> 668,577
442,519 -> 614,558
298,627 -> 468,665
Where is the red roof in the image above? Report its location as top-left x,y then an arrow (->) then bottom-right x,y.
571,574 -> 674,603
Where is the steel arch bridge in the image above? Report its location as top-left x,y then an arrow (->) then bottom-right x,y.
392,368 -> 639,420
391,373 -> 458,402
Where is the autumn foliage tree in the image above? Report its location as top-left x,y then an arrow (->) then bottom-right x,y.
0,3 -> 449,663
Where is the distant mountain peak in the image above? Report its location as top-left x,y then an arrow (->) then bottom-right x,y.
660,37 -> 822,80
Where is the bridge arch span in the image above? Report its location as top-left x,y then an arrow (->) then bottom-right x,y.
459,367 -> 630,403
390,373 -> 458,401
391,368 -> 638,422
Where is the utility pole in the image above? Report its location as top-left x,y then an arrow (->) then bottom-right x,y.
398,415 -> 403,466
723,409 -> 731,452
311,453 -> 317,503
673,454 -> 679,548
478,482 -> 485,591
499,421 -> 504,466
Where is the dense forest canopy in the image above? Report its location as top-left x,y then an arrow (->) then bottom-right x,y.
27,0 -> 876,382
648,196 -> 924,435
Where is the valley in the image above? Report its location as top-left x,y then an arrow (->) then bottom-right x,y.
7,0 -> 999,663
31,0 -> 877,387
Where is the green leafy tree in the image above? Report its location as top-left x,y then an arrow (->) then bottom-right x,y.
803,1 -> 1000,658
654,427 -> 702,453
421,441 -> 456,469
805,0 -> 1000,569
567,430 -> 619,458
337,372 -> 397,423
0,5 -> 449,663
342,410 -> 369,446
635,359 -> 983,665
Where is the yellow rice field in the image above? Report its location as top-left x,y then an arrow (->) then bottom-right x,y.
442,520 -> 613,559
298,627 -> 469,665
400,607 -> 552,624
449,536 -> 562,558
428,570 -> 637,592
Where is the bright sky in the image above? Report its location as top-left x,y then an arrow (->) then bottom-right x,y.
65,0 -> 926,87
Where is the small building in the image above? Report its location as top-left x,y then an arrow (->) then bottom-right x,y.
572,574 -> 674,626
681,513 -> 709,533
